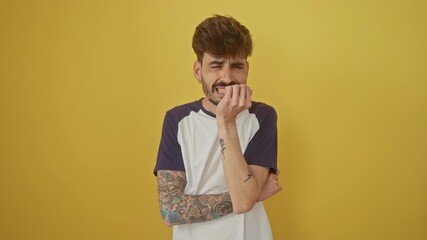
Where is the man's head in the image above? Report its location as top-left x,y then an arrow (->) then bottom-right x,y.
192,15 -> 253,107
192,15 -> 253,63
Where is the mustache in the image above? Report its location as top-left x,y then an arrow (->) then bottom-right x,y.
212,81 -> 238,90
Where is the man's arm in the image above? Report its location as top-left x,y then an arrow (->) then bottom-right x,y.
216,84 -> 274,213
218,131 -> 269,213
157,170 -> 233,227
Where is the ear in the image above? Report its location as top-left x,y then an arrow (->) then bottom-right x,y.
246,60 -> 250,72
193,60 -> 202,83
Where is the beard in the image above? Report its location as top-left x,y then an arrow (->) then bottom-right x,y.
200,75 -> 237,106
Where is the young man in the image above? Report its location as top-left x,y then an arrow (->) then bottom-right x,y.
154,15 -> 282,240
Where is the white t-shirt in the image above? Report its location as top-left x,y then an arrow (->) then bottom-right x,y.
155,99 -> 278,240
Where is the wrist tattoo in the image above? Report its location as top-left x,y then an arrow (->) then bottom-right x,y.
219,138 -> 226,155
244,172 -> 253,182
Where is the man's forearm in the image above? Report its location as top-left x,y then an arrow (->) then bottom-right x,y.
214,85 -> 269,213
157,170 -> 233,226
217,121 -> 267,213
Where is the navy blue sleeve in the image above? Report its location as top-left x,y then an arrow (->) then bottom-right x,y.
153,110 -> 185,176
244,103 -> 278,173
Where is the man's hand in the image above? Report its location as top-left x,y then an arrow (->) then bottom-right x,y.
216,84 -> 252,122
258,170 -> 282,202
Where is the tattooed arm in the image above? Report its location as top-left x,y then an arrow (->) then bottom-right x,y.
216,84 -> 275,213
157,170 -> 233,227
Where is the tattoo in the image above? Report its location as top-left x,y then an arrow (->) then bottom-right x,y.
157,170 -> 233,225
219,138 -> 226,155
243,172 -> 253,182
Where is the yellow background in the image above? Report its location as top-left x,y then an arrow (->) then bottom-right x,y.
1,0 -> 426,239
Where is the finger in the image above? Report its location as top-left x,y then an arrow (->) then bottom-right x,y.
245,85 -> 252,107
239,85 -> 246,107
223,85 -> 233,102
246,85 -> 253,98
231,85 -> 240,105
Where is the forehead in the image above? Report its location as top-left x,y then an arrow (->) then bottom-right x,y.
202,52 -> 247,64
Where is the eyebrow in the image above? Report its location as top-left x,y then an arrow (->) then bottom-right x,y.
231,61 -> 245,68
208,60 -> 224,66
208,60 -> 245,67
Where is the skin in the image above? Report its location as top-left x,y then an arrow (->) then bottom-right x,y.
157,52 -> 282,226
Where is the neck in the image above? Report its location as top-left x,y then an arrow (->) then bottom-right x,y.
202,97 -> 217,115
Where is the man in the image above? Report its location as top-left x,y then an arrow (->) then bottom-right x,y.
154,15 -> 282,240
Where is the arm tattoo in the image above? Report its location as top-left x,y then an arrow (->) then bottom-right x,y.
157,170 -> 233,225
218,138 -> 252,183
243,172 -> 253,182
219,138 -> 226,155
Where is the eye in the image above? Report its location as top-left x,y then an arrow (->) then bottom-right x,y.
231,63 -> 245,69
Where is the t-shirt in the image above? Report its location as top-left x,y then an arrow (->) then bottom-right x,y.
154,99 -> 278,240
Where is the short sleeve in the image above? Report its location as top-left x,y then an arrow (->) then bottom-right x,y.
153,111 -> 185,176
244,104 -> 278,173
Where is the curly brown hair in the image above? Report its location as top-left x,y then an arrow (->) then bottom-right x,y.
192,15 -> 253,62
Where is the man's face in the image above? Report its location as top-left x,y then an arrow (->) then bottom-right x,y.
195,53 -> 249,105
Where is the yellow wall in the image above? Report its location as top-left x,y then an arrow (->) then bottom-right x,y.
1,1 -> 426,239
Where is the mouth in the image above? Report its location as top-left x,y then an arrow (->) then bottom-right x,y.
213,82 -> 237,95
215,86 -> 226,94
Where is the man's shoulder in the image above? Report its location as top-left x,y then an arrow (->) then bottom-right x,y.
164,99 -> 203,122
249,101 -> 277,116
166,99 -> 201,113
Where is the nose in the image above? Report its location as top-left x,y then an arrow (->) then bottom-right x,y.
220,65 -> 233,83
